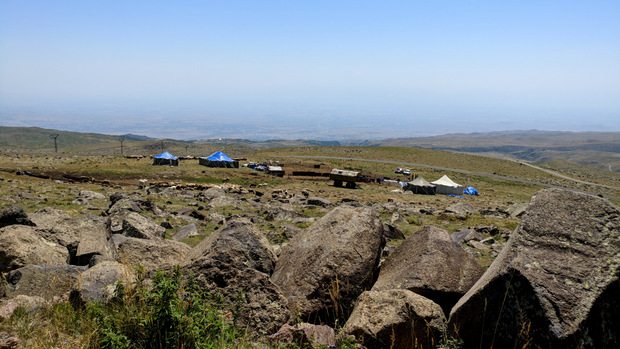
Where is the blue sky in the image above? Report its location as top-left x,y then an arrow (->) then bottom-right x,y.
1,1 -> 619,139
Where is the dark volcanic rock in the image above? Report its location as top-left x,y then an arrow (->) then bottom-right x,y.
0,205 -> 35,229
372,225 -> 484,316
344,289 -> 446,349
448,188 -> 620,349
270,205 -> 385,325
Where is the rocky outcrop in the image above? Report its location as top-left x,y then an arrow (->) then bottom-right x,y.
448,189 -> 620,349
372,225 -> 484,316
271,205 -> 385,325
344,289 -> 446,349
0,225 -> 69,273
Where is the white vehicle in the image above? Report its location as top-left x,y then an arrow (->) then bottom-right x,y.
403,169 -> 411,175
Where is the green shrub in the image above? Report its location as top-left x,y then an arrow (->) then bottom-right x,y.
89,266 -> 239,349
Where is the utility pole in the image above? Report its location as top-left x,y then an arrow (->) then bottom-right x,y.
160,140 -> 165,152
119,137 -> 125,155
49,134 -> 59,153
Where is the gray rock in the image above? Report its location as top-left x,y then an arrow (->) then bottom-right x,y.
0,225 -> 69,273
183,260 -> 289,336
183,217 -> 276,275
74,260 -> 133,302
382,222 -> 406,240
3,264 -> 86,300
0,205 -> 35,229
272,323 -> 335,347
35,213 -> 117,266
172,223 -> 199,240
117,237 -> 191,273
445,202 -> 477,215
264,204 -> 315,223
0,295 -> 45,320
107,197 -> 143,215
208,196 -> 240,208
121,212 -> 166,240
77,190 -> 106,200
307,197 -> 332,207
344,289 -> 446,349
449,188 -> 620,348
198,187 -> 226,201
372,225 -> 484,316
271,205 -> 385,325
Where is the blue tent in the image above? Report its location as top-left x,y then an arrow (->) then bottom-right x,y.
463,186 -> 479,195
207,152 -> 234,162
199,152 -> 239,168
153,151 -> 179,166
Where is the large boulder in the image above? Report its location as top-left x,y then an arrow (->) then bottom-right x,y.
116,237 -> 191,273
183,217 -> 276,274
0,206 -> 35,229
0,225 -> 69,273
74,260 -> 134,302
181,217 -> 287,335
35,213 -> 117,266
448,189 -> 620,348
372,225 -> 484,316
183,260 -> 289,336
3,264 -> 86,300
343,289 -> 446,349
270,205 -> 385,325
120,212 -> 166,240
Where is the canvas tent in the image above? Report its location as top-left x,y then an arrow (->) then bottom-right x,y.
404,176 -> 436,195
153,151 -> 179,166
431,175 -> 464,195
199,152 -> 239,168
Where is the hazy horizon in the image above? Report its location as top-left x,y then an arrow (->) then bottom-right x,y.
1,1 -> 619,140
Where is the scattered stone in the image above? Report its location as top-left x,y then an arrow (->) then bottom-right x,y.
307,197 -> 331,207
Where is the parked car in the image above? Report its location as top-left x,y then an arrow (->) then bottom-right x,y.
403,169 -> 411,175
395,168 -> 403,174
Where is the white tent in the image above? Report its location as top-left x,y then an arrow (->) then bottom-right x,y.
404,176 -> 436,195
431,175 -> 464,195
